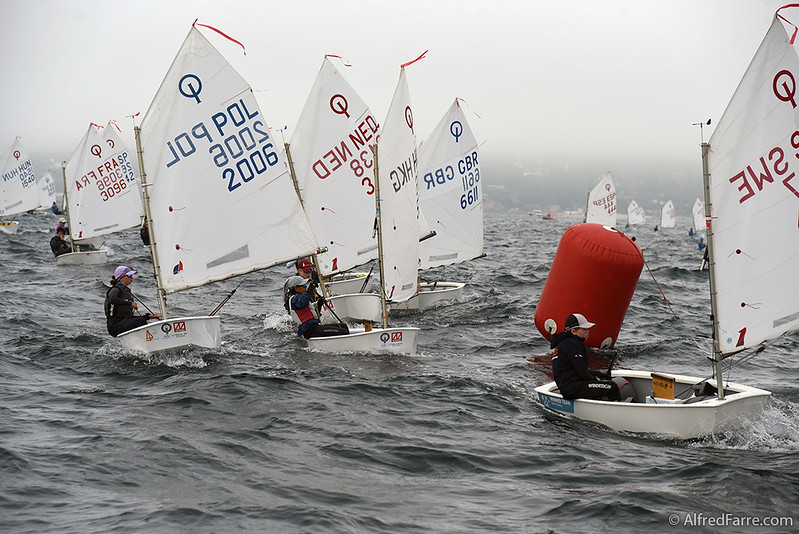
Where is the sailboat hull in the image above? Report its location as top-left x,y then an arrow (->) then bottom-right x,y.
391,282 -> 465,311
320,293 -> 383,323
56,250 -> 109,265
306,326 -> 419,354
325,272 -> 372,296
534,369 -> 771,439
117,316 -> 221,353
0,221 -> 19,235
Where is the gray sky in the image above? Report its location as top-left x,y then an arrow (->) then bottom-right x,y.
0,0 -> 792,187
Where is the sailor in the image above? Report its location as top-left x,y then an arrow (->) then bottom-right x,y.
56,217 -> 69,235
50,201 -> 62,215
49,226 -> 71,257
284,275 -> 348,339
550,313 -> 620,401
104,265 -> 160,337
698,236 -> 705,251
283,258 -> 322,313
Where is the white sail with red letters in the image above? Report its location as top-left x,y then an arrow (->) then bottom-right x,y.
660,199 -> 675,228
585,171 -> 617,227
707,11 -> 799,353
64,122 -> 144,243
289,57 -> 380,277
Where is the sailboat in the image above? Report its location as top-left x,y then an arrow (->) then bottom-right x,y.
36,171 -> 57,213
393,97 -> 484,311
0,137 -> 39,235
691,197 -> 705,235
583,171 -> 617,227
626,199 -> 645,226
534,6 -> 799,438
57,122 -> 144,265
284,56 -> 384,325
302,64 -> 420,353
117,22 -> 318,353
660,199 -> 676,228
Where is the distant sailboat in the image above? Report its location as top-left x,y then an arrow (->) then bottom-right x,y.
36,172 -> 57,213
0,137 -> 39,234
660,199 -> 676,228
118,23 -> 318,353
583,171 -> 617,227
626,200 -> 645,226
58,122 -> 144,265
692,197 -> 705,235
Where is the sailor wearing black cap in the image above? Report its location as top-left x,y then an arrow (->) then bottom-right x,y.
550,313 -> 620,401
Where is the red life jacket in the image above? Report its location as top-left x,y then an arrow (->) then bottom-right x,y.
289,294 -> 318,325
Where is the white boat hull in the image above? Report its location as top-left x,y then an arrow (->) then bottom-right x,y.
117,316 -> 221,353
320,293 -> 383,323
326,272 -> 372,296
391,282 -> 465,311
534,369 -> 771,439
56,250 -> 109,265
306,326 -> 419,354
0,221 -> 19,234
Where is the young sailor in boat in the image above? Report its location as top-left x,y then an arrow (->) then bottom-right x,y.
284,275 -> 348,339
56,217 -> 69,235
49,226 -> 70,257
551,313 -> 621,401
104,265 -> 160,337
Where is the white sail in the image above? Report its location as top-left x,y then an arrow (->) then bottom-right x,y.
692,197 -> 705,234
0,138 -> 39,217
585,171 -> 617,227
289,57 -> 380,276
377,68 -> 420,303
417,98 -> 483,269
707,13 -> 799,353
64,123 -> 144,242
627,200 -> 645,225
37,171 -> 57,209
138,25 -> 317,294
660,199 -> 675,228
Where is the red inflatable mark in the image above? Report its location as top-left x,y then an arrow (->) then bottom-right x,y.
534,223 -> 644,349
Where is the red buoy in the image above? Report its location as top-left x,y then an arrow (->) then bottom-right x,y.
534,223 -> 643,348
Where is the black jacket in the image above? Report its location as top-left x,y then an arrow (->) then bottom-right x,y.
50,235 -> 70,257
550,331 -> 597,399
104,284 -> 135,318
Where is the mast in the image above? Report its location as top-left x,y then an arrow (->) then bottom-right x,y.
701,142 -> 724,400
285,142 -> 328,294
134,126 -> 168,319
372,143 -> 389,329
60,161 -> 75,253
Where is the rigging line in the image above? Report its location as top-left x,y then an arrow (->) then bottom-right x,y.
209,277 -> 248,317
132,293 -> 155,315
616,228 -> 678,318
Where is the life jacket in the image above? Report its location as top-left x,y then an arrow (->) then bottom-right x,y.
288,293 -> 319,326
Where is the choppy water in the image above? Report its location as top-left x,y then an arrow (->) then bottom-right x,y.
2,212 -> 798,534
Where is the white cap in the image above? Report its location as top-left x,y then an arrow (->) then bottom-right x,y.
565,313 -> 595,330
